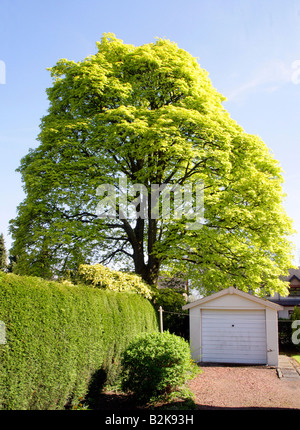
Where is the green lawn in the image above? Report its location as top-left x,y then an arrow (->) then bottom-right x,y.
292,355 -> 300,364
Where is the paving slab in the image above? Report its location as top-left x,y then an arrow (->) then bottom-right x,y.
278,355 -> 300,379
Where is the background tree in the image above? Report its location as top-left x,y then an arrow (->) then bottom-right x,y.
10,34 -> 295,295
0,233 -> 7,271
151,286 -> 189,339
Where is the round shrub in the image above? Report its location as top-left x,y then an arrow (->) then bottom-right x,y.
121,331 -> 198,402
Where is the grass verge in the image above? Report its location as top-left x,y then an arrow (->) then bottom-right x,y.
292,355 -> 300,365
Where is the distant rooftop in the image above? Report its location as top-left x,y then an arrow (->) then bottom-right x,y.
281,267 -> 300,282
268,298 -> 300,306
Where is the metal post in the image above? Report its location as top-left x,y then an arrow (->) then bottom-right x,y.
159,306 -> 163,333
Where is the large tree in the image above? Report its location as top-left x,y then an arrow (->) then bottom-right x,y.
10,34 -> 295,295
0,233 -> 7,271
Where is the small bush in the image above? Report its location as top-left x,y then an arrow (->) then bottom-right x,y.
292,306 -> 300,322
278,319 -> 293,349
121,331 -> 199,403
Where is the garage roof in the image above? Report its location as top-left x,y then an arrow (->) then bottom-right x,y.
182,286 -> 283,311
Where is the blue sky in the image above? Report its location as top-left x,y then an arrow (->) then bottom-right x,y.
1,0 -> 300,262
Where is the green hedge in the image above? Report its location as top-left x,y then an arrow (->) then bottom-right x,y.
0,272 -> 158,410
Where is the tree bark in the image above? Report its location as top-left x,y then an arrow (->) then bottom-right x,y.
128,217 -> 161,285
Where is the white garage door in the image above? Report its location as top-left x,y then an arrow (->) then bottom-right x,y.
201,309 -> 267,364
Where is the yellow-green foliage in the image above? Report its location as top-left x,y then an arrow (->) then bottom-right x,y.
78,264 -> 152,299
0,272 -> 158,410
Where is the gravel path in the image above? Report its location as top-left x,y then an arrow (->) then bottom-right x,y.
187,364 -> 300,410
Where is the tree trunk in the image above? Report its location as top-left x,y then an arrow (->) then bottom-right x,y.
132,245 -> 160,286
144,217 -> 161,285
145,255 -> 160,285
129,217 -> 161,286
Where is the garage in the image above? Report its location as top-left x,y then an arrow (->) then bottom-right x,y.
182,286 -> 283,366
201,309 -> 267,364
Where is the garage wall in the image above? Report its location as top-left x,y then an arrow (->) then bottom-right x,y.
265,307 -> 280,366
189,306 -> 201,362
198,292 -> 265,310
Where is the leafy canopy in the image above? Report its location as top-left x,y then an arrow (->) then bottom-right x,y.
9,33 -> 295,295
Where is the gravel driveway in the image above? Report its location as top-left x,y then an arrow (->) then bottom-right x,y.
187,364 -> 300,410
